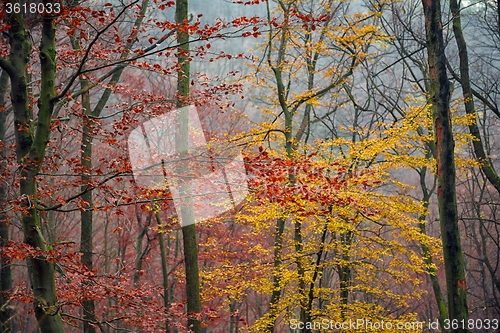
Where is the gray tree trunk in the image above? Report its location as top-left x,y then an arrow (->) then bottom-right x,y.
449,0 -> 500,196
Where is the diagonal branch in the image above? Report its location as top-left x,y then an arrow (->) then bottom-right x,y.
37,172 -> 128,211
51,0 -> 139,103
446,61 -> 500,119
0,57 -> 14,78
289,56 -> 357,113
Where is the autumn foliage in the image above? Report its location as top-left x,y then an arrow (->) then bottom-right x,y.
0,0 -> 499,332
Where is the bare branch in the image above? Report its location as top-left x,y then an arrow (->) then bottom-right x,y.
52,1 -> 140,103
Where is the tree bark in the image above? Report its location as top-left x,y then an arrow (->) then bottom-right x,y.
418,164 -> 448,329
79,74 -> 97,333
67,1 -> 150,329
0,3 -> 65,332
449,0 -> 500,196
421,0 -> 470,331
155,211 -> 171,333
0,67 -> 13,333
264,3 -> 294,331
175,0 -> 202,332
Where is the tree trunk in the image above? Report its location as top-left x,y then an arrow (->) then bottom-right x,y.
338,230 -> 352,325
421,0 -> 470,331
79,77 -> 97,333
265,63 -> 293,332
0,4 -> 65,332
155,210 -> 171,332
175,0 -> 202,332
68,0 -> 150,328
418,164 -> 448,329
449,0 -> 500,196
0,68 -> 13,333
264,4 -> 295,330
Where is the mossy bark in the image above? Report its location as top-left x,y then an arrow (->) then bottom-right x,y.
421,0 -> 470,331
175,0 -> 202,332
2,3 -> 65,332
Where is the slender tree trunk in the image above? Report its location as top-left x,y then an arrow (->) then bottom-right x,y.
175,0 -> 202,332
418,165 -> 447,329
266,216 -> 285,333
265,64 -> 292,331
264,4 -> 294,330
421,0 -> 469,331
497,0 -> 500,38
170,231 -> 180,333
68,1 -> 150,329
133,211 -> 151,285
229,300 -> 239,333
449,0 -> 500,196
0,68 -> 13,333
1,3 -> 65,332
338,230 -> 352,325
155,210 -> 171,333
79,78 -> 97,333
180,223 -> 201,333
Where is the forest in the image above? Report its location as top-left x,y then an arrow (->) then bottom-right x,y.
0,0 -> 499,332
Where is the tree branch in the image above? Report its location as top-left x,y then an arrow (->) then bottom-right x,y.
37,172 -> 127,211
0,57 -> 14,78
51,1 -> 139,103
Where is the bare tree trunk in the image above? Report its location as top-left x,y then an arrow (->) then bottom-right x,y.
175,0 -> 202,332
497,0 -> 500,38
79,78 -> 97,333
449,0 -> 500,196
133,210 -> 152,285
68,0 -> 150,329
264,3 -> 295,331
338,230 -> 352,325
421,0 -> 470,331
154,211 -> 171,333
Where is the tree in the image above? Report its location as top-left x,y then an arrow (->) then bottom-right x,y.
236,2 -> 447,332
175,0 -> 202,332
68,0 -> 154,330
253,1 -> 386,330
0,0 -> 218,330
1,0 -> 498,331
421,0 -> 470,331
0,65 -> 13,332
0,1 -> 65,331
447,0 -> 500,197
